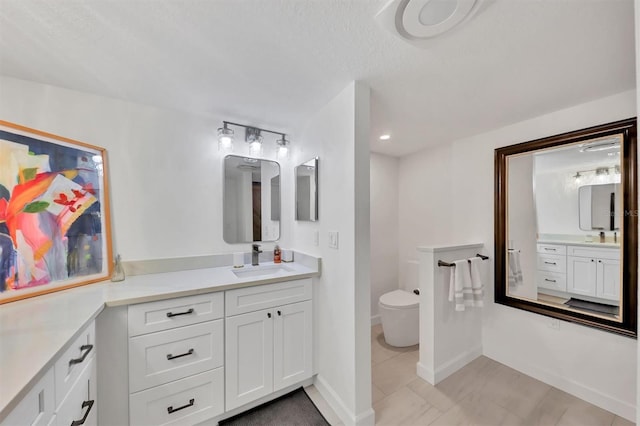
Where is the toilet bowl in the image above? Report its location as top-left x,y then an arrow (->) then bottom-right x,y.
379,289 -> 419,347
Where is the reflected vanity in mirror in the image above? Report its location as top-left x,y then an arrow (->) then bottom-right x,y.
223,155 -> 281,243
495,119 -> 637,337
295,157 -> 319,221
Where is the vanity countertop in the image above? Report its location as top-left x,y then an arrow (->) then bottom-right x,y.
537,239 -> 620,249
0,260 -> 319,419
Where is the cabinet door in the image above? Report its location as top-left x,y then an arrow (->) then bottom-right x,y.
273,301 -> 313,392
597,258 -> 620,301
1,369 -> 55,426
225,309 -> 274,411
567,256 -> 597,297
56,358 -> 97,426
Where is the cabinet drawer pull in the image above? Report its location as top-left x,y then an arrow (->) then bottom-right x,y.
166,348 -> 194,360
69,344 -> 93,366
70,399 -> 94,426
544,262 -> 557,265
167,398 -> 195,414
544,248 -> 557,251
166,308 -> 194,318
544,279 -> 557,283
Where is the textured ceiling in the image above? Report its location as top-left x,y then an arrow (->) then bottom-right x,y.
0,0 -> 635,157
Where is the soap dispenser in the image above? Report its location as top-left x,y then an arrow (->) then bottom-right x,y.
274,245 -> 282,264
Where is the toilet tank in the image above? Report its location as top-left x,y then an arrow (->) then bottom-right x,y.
399,260 -> 419,292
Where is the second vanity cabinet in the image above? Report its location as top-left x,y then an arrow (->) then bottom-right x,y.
566,245 -> 620,301
225,279 -> 313,411
1,321 -> 97,426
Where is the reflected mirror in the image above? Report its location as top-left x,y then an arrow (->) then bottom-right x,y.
495,119 -> 637,337
223,155 -> 280,243
295,157 -> 319,221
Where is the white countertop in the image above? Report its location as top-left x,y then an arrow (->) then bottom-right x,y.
0,260 -> 319,419
537,239 -> 620,249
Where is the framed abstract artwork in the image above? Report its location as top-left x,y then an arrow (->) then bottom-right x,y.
0,120 -> 113,304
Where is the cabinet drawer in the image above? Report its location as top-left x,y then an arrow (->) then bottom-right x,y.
536,254 -> 566,274
1,369 -> 55,426
129,292 -> 224,337
537,244 -> 566,255
536,271 -> 567,292
225,279 -> 312,316
54,320 -> 96,408
56,357 -> 97,426
129,368 -> 224,426
129,320 -> 224,393
566,245 -> 620,260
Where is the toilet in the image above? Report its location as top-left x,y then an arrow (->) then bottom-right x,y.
379,289 -> 420,347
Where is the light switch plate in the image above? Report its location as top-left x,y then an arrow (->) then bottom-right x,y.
328,231 -> 339,249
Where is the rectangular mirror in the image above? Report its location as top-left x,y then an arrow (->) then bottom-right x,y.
295,157 -> 318,222
495,119 -> 637,337
578,183 -> 621,231
223,155 -> 280,243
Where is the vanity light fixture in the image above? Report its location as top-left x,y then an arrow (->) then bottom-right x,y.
218,121 -> 290,158
573,172 -> 582,182
276,136 -> 290,160
217,123 -> 234,152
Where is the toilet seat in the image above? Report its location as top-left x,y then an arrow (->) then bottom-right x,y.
379,289 -> 419,309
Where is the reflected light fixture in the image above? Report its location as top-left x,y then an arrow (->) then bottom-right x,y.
379,134 -> 391,141
217,121 -> 290,159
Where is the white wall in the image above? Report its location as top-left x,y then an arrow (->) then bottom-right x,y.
0,76 -> 291,260
399,90 -> 637,420
289,82 -> 373,425
370,153 -> 399,321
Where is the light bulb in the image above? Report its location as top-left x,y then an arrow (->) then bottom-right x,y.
277,145 -> 289,160
249,141 -> 262,156
217,126 -> 234,152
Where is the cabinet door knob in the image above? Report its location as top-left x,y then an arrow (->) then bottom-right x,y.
277,310 -> 281,316
591,259 -> 595,262
267,312 -> 272,318
598,260 -> 602,263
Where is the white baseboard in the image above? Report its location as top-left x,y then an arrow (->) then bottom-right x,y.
416,346 -> 482,385
434,346 -> 483,384
370,315 -> 381,326
483,348 -> 635,422
314,375 -> 375,426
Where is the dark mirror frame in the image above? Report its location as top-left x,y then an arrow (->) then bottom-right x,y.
495,118 -> 638,338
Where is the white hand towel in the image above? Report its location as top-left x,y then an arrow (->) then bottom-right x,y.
508,250 -> 523,287
454,260 -> 473,311
469,257 -> 484,307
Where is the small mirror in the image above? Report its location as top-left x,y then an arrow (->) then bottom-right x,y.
223,155 -> 280,243
295,157 -> 319,221
578,184 -> 621,231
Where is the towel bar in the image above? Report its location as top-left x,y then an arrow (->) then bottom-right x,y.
437,253 -> 489,267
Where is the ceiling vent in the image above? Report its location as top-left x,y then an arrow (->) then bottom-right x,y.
376,0 -> 484,46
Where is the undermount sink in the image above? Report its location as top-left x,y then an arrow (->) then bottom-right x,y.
232,264 -> 293,279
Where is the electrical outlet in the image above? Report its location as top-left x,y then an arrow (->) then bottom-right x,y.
328,231 -> 339,249
549,318 -> 560,330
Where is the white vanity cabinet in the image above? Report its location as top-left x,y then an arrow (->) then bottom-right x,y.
1,321 -> 97,426
567,246 -> 620,301
225,279 -> 313,411
536,244 -> 568,292
127,292 -> 225,426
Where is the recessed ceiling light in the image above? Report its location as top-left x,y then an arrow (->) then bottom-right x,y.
379,134 -> 391,141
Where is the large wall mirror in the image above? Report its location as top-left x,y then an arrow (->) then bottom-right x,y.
495,118 -> 637,337
295,157 -> 319,221
223,155 -> 280,243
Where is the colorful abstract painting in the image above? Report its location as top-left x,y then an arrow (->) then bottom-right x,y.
0,121 -> 112,304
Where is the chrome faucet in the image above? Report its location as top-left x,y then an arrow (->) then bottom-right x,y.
252,244 -> 262,266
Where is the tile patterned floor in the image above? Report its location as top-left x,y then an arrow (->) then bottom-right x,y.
305,325 -> 634,426
370,324 -> 634,426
